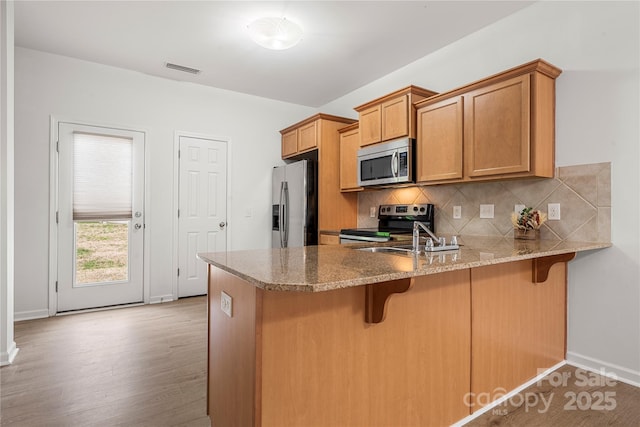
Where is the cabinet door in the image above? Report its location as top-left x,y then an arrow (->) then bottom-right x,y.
282,129 -> 298,158
470,260 -> 566,411
381,95 -> 409,142
298,120 -> 318,153
359,105 -> 381,146
464,74 -> 531,177
416,96 -> 463,182
339,127 -> 361,191
319,233 -> 340,245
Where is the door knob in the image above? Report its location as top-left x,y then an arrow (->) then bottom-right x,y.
134,223 -> 142,230
219,221 -> 226,229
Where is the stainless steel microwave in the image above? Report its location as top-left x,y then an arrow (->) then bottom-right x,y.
357,138 -> 414,187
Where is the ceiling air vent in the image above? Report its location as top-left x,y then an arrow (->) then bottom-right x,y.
165,62 -> 201,75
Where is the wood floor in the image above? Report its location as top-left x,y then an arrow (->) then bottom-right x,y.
465,363 -> 640,427
2,296 -> 639,426
0,296 -> 210,426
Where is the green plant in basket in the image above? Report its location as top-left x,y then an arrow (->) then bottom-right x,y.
511,207 -> 547,230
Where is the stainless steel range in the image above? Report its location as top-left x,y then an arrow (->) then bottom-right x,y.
339,204 -> 434,244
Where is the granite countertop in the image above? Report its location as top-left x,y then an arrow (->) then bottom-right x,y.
197,236 -> 611,292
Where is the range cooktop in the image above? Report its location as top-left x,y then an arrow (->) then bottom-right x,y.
339,204 -> 435,241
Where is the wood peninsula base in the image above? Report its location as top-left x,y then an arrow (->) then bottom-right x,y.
206,257 -> 570,427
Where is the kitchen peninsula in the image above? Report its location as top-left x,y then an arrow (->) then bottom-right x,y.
198,237 -> 610,427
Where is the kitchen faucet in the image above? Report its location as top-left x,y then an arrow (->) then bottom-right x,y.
412,221 -> 460,253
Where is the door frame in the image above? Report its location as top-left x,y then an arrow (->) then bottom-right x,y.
172,131 -> 231,301
48,116 -> 151,316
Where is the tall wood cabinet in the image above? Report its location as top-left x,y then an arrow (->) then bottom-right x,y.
338,122 -> 362,192
415,59 -> 562,184
280,114 -> 358,235
355,85 -> 437,147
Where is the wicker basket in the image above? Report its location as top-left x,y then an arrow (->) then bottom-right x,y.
514,228 -> 540,240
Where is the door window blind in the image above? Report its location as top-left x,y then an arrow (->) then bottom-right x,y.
73,132 -> 133,220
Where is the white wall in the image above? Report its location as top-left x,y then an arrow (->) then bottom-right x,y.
321,1 -> 640,382
1,0 -> 18,365
14,48 -> 314,316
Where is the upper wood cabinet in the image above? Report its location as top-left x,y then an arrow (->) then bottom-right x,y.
416,96 -> 464,182
297,120 -> 319,153
355,86 -> 437,147
465,74 -> 531,177
280,113 -> 354,159
338,123 -> 362,192
281,129 -> 298,158
415,59 -> 562,184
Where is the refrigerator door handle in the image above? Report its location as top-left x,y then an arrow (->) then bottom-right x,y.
279,182 -> 285,248
283,182 -> 290,247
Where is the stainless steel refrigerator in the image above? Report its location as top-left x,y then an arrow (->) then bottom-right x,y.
272,159 -> 318,248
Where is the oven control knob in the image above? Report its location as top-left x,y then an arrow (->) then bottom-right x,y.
420,207 -> 425,212
413,206 -> 418,212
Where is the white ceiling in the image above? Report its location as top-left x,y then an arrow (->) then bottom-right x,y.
14,1 -> 534,107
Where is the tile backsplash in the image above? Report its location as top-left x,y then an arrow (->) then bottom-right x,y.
357,162 -> 611,242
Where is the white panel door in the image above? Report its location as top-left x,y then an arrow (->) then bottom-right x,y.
57,122 -> 145,312
178,136 -> 227,297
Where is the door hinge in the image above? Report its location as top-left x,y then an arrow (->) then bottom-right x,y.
56,211 -> 59,224
56,140 -> 59,153
177,209 -> 180,218
55,281 -> 58,292
177,268 -> 180,277
178,150 -> 181,159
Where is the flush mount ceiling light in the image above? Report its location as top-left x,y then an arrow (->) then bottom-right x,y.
247,17 -> 303,50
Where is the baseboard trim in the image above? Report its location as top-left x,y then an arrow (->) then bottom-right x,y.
15,309 -> 50,322
149,294 -> 175,304
451,360 -> 567,427
0,342 -> 19,366
566,351 -> 640,387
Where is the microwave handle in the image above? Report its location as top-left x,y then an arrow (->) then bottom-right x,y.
391,151 -> 399,177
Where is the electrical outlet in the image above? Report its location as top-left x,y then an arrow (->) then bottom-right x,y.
221,291 -> 232,317
370,206 -> 377,218
453,205 -> 462,219
479,204 -> 494,219
515,204 -> 526,214
548,203 -> 561,220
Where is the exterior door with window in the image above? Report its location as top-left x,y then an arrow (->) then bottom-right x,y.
57,123 -> 145,312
